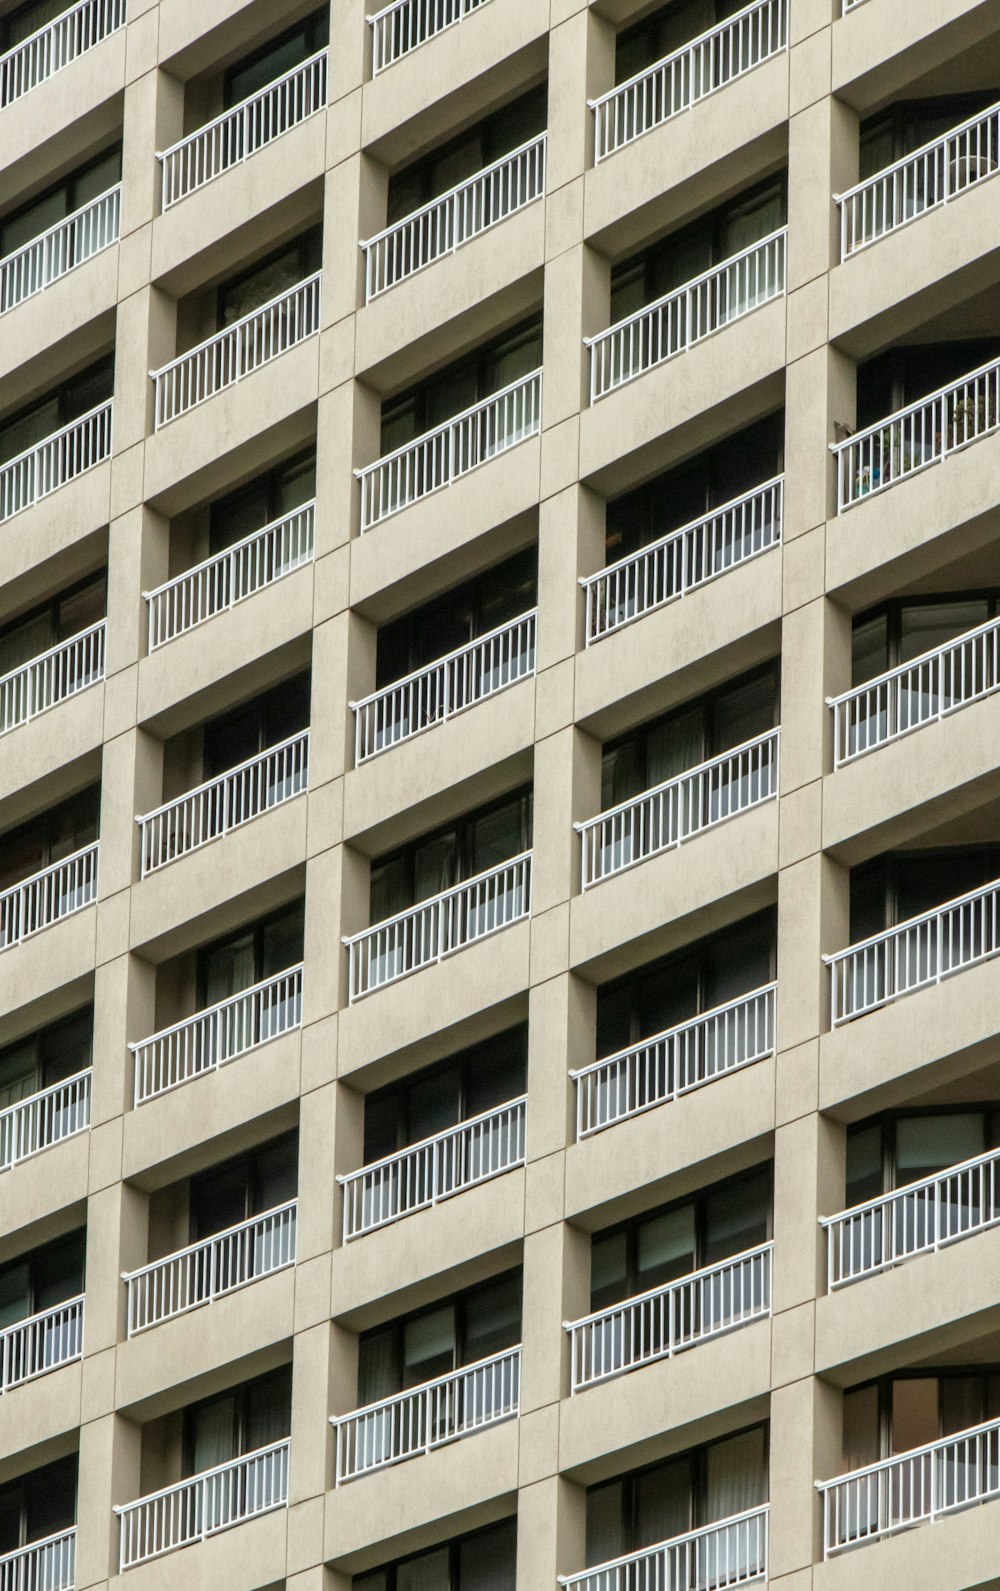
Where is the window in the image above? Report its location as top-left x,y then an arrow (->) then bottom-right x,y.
355,1516 -> 517,1591
851,592 -> 1000,688
358,1269 -> 522,1405
189,1132 -> 297,1241
182,1365 -> 291,1477
197,901 -> 304,1011
0,0 -> 72,49
0,357 -> 113,467
0,1007 -> 92,1115
375,549 -> 537,688
369,786 -> 532,924
223,9 -> 329,110
614,0 -> 751,84
200,672 -> 310,781
0,1455 -> 76,1553
846,1107 -> 1000,1208
380,318 -> 542,455
848,846 -> 1000,945
0,146 -> 121,263
364,1025 -> 527,1163
386,85 -> 547,224
0,1229 -> 84,1328
843,1371 -> 1000,1470
208,452 -> 315,558
0,786 -> 99,894
859,94 -> 999,182
216,228 -> 321,330
856,341 -> 1000,431
0,571 -> 105,685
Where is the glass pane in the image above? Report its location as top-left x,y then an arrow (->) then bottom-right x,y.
32,1230 -> 85,1310
710,672 -> 777,755
219,247 -> 300,327
721,183 -> 786,256
704,1426 -> 768,1519
637,1205 -> 696,1287
408,1066 -> 462,1143
403,1305 -> 456,1385
703,1168 -> 770,1265
899,601 -> 989,665
201,932 -> 256,1006
0,1259 -> 31,1329
210,477 -> 271,555
940,1376 -> 984,1439
255,1134 -> 298,1211
0,1041 -> 40,1110
3,0 -> 72,49
895,1114 -> 985,1183
191,1162 -> 249,1240
245,1365 -> 292,1451
226,29 -> 310,109
586,1479 -> 625,1568
703,914 -> 773,1008
464,1272 -> 521,1361
470,796 -> 526,875
843,1383 -> 880,1469
25,1454 -> 76,1540
459,1517 -> 517,1591
73,147 -> 122,208
487,325 -> 542,395
646,708 -> 704,785
0,395 -> 60,465
413,831 -> 459,902
891,1379 -> 939,1455
260,906 -> 305,977
275,454 -> 316,515
0,610 -> 54,679
851,613 -> 889,688
358,1328 -> 397,1405
41,1008 -> 92,1084
56,577 -> 105,641
463,1026 -> 527,1118
591,1231 -> 628,1311
635,1455 -> 692,1547
187,1394 -> 237,1475
364,1093 -> 401,1164
601,739 -> 643,810
371,853 -> 412,923
845,1124 -> 883,1206
1,189 -> 67,258
397,1547 -> 450,1591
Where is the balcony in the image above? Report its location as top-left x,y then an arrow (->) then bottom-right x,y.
362,134 -> 546,300
1,185 -> 120,314
565,1242 -> 772,1393
158,52 -> 328,210
150,272 -> 321,429
357,368 -> 541,531
0,1530 -> 75,1591
582,479 -> 782,644
587,230 -> 786,403
331,1344 -> 520,1483
0,400 -> 112,522
572,983 -> 776,1140
369,0 -> 490,75
0,1294 -> 83,1388
0,842 -> 99,950
577,728 -> 779,890
344,851 -> 531,1001
0,1068 -> 91,1170
124,1200 -> 297,1334
115,1439 -> 289,1570
818,1416 -> 1000,1556
590,0 -> 786,163
0,0 -> 125,108
130,964 -> 303,1105
0,619 -> 105,736
352,610 -> 536,763
338,1096 -> 526,1240
559,1506 -> 769,1591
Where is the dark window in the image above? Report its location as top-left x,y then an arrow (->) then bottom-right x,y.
364,1024 -> 528,1163
223,9 -> 329,110
216,228 -> 321,330
0,357 -> 113,468
0,1229 -> 85,1329
358,1269 -> 522,1405
380,317 -> 542,455
859,94 -> 1000,182
201,672 -> 310,781
197,900 -> 304,1009
189,1131 -> 298,1241
0,786 -> 100,894
0,571 -> 106,683
208,452 -> 315,558
851,592 -> 1000,688
0,0 -> 72,50
355,1516 -> 517,1591
182,1365 -> 291,1477
387,85 -> 547,224
856,341 -> 1000,431
848,847 -> 1000,945
369,786 -> 532,924
0,1007 -> 92,1114
0,1455 -> 77,1553
615,0 -> 750,84
376,549 -> 537,688
843,1371 -> 1000,1471
0,146 -> 121,262
846,1107 -> 1000,1209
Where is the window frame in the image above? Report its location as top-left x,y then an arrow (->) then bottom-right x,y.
195,899 -> 305,1009
221,7 -> 329,110
181,1363 -> 292,1479
379,315 -> 543,452
357,1266 -> 523,1402
369,784 -> 533,920
354,1513 -> 518,1591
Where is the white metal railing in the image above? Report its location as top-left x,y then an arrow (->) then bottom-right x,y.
124,1200 -> 297,1334
0,1068 -> 91,1171
583,478 -> 782,644
841,0 -> 869,9
339,1096 -> 526,1241
591,0 -> 786,162
151,272 -> 321,429
352,610 -> 536,763
130,964 -> 303,1105
587,229 -> 786,402
566,1243 -> 772,1393
0,0 -> 125,107
818,1416 -> 1000,1556
332,1344 -> 520,1483
0,399 -> 112,522
823,1145 -> 1000,1291
836,99 -> 1000,260
159,51 -> 328,210
137,729 -> 309,877
358,368 -> 541,530
0,1294 -> 83,1389
826,876 -> 1000,1025
0,1529 -> 75,1591
0,619 -> 105,736
362,134 -> 546,299
832,354 -> 1000,511
344,852 -> 531,1001
369,0 -> 490,75
116,1439 -> 289,1570
572,984 -> 776,1140
0,842 -> 98,951
1,185 -> 120,313
559,1506 -> 769,1591
577,728 -> 779,889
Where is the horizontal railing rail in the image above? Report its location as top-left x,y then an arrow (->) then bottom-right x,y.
357,367 -> 541,530
818,1415 -> 1000,1555
151,271 -> 321,428
572,984 -> 776,1140
0,1294 -> 83,1390
0,841 -> 98,951
582,478 -> 782,643
559,1505 -> 769,1591
0,1528 -> 75,1591
591,0 -> 786,161
131,964 -> 303,1105
587,228 -> 786,402
0,618 -> 105,736
0,0 -> 125,107
831,353 -> 1000,511
836,98 -> 1000,259
339,1096 -> 526,1240
352,610 -> 537,763
1,184 -> 120,313
344,852 -> 531,1001
332,1344 -> 520,1483
577,728 -> 779,888
369,0 -> 490,74
825,875 -> 1000,1025
0,1067 -> 91,1172
842,0 -> 869,9
138,729 -> 309,876
0,398 -> 112,522
566,1243 -> 772,1393
362,133 -> 546,299
115,1438 -> 289,1570
124,1200 -> 297,1334
159,50 -> 328,209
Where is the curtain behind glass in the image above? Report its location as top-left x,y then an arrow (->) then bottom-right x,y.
187,1394 -> 236,1476
202,932 -> 257,1007
245,1367 -> 292,1451
459,1518 -> 517,1591
358,1328 -> 397,1405
397,1547 -> 451,1591
704,1427 -> 767,1521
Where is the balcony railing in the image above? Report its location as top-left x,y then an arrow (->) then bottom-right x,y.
339,1096 -> 526,1241
0,619 -> 106,736
832,354 -> 1000,512
116,1439 -> 289,1571
352,610 -> 537,764
362,133 -> 546,299
344,851 -> 531,1001
369,0 -> 490,75
0,1530 -> 75,1591
0,1294 -> 83,1389
124,1201 -> 297,1335
566,1243 -> 772,1393
137,729 -> 309,877
577,728 -> 779,889
587,229 -> 786,402
159,51 -> 328,209
559,1506 -> 769,1591
1,185 -> 120,313
0,842 -> 98,951
841,0 -> 869,9
0,1068 -> 91,1171
358,367 -> 542,530
0,399 -> 112,523
130,964 -> 303,1105
837,99 -> 1000,260
332,1344 -> 520,1484
582,478 -> 782,644
572,984 -> 776,1140
818,1416 -> 1000,1556
0,0 -> 125,107
151,272 -> 321,428
826,876 -> 1000,1025
591,0 -> 786,162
